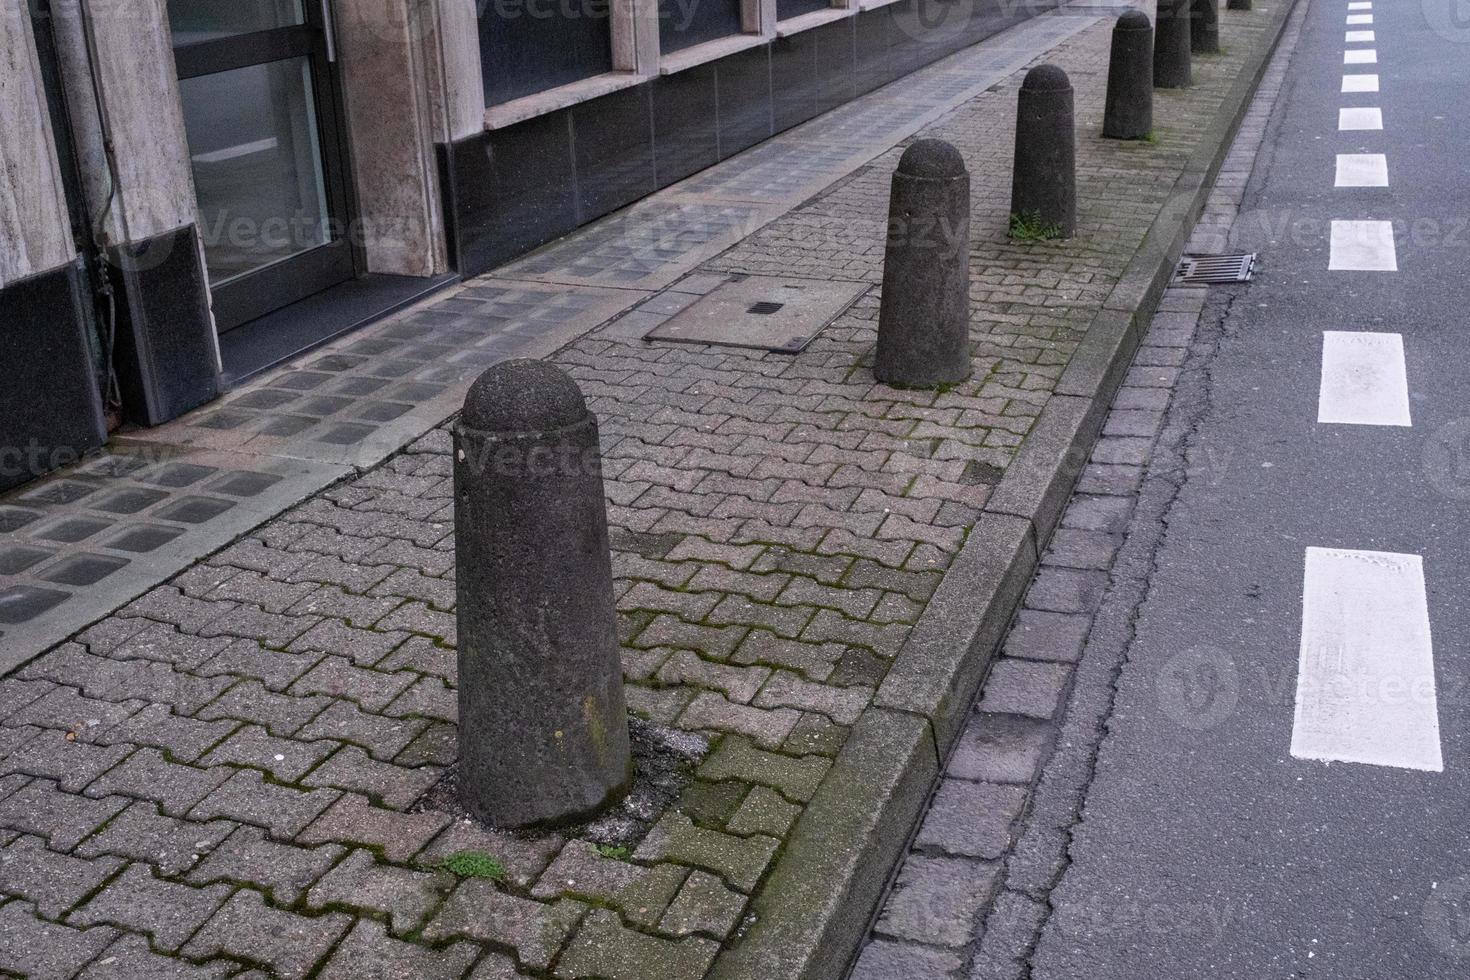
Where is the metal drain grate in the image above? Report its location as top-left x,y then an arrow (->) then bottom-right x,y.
1173,253 -> 1257,285
748,301 -> 785,315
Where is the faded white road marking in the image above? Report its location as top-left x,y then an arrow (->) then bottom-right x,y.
1347,13 -> 1373,23
1346,29 -> 1375,41
1347,1 -> 1372,8
1342,74 -> 1379,93
1294,548 -> 1441,773
1329,220 -> 1397,270
1318,331 -> 1411,426
1344,49 -> 1378,64
1339,106 -> 1383,130
1335,153 -> 1388,187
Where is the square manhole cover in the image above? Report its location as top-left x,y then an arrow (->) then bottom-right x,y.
645,276 -> 868,353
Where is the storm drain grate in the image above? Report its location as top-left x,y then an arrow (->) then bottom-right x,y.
1172,253 -> 1257,285
748,301 -> 785,315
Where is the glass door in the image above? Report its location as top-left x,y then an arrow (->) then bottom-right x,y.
168,0 -> 356,332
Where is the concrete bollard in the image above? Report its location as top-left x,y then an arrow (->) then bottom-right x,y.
874,139 -> 972,388
1191,0 -> 1220,53
1154,0 -> 1192,88
453,358 -> 631,829
1103,11 -> 1154,140
1010,65 -> 1076,240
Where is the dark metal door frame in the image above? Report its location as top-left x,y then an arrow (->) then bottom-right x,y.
171,3 -> 361,333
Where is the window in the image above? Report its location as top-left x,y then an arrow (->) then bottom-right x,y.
479,0 -> 616,106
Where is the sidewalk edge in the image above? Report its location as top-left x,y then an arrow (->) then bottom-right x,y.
709,2 -> 1300,976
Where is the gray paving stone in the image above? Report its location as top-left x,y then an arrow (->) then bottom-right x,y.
196,680 -> 331,737
977,660 -> 1073,720
200,724 -> 337,782
0,900 -> 117,980
69,862 -> 231,950
0,834 -> 124,917
189,769 -> 339,839
96,703 -> 237,762
301,744 -> 442,809
187,825 -> 344,903
85,749 -> 232,817
316,919 -> 480,979
0,778 -> 129,851
74,801 -> 234,875
658,869 -> 747,939
296,701 -> 426,761
306,847 -> 448,933
183,888 -> 352,979
914,780 -> 1028,860
947,714 -> 1055,785
1023,568 -> 1108,615
297,792 -> 451,863
875,855 -> 1001,947
77,933 -> 236,979
1043,528 -> 1123,570
849,938 -> 964,980
1003,609 -> 1090,664
422,880 -> 585,970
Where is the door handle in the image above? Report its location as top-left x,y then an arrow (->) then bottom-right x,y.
319,0 -> 337,62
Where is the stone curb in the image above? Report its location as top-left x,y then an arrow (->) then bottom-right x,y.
711,2 -> 1301,976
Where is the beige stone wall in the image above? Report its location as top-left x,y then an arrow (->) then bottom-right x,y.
0,2 -> 76,288
48,0 -> 198,248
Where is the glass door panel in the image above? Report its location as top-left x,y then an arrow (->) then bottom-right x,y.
179,58 -> 331,287
170,1 -> 355,333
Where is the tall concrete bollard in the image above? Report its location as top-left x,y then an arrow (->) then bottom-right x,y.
1154,0 -> 1192,88
1104,11 -> 1154,140
875,139 -> 971,388
1010,65 -> 1076,239
1191,0 -> 1220,53
453,359 -> 631,829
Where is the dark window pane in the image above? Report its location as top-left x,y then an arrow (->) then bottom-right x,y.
179,58 -> 332,285
777,0 -> 832,20
479,0 -> 615,106
659,0 -> 745,53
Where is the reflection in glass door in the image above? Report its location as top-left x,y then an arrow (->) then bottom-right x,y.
168,0 -> 356,332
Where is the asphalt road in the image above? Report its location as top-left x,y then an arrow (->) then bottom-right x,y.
1031,0 -> 1470,976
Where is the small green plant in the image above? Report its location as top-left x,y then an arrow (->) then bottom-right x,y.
596,845 -> 630,860
1139,130 -> 1158,144
439,850 -> 506,880
1008,211 -> 1063,241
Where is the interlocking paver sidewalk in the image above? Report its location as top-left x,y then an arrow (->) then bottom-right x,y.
0,3 -> 1288,977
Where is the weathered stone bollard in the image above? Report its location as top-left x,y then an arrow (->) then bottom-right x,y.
1104,11 -> 1154,140
874,138 -> 971,388
1154,0 -> 1192,88
1191,0 -> 1220,53
1010,65 -> 1076,240
453,359 -> 631,829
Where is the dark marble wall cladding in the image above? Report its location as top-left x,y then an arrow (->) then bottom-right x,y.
108,226 -> 221,428
0,262 -> 107,493
441,0 -> 1051,278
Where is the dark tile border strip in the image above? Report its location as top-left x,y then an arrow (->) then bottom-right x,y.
706,1 -> 1302,976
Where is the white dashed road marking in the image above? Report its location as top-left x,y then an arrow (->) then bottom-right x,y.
1346,29 -> 1375,42
1293,548 -> 1442,773
1335,153 -> 1388,187
1347,1 -> 1372,8
1339,106 -> 1383,130
1344,49 -> 1377,64
1329,220 -> 1397,270
1342,74 -> 1379,93
1347,13 -> 1373,24
1318,331 -> 1411,426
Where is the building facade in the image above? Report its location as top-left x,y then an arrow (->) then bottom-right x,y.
2,0 -> 1049,492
